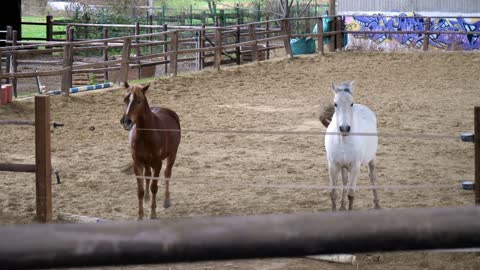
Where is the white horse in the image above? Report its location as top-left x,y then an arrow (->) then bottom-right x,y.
324,81 -> 381,211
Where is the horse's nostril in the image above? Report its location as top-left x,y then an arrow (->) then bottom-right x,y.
126,119 -> 132,125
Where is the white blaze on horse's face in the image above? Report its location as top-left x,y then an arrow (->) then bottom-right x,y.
332,81 -> 355,134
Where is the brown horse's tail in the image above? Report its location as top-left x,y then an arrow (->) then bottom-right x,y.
121,162 -> 134,175
319,103 -> 335,128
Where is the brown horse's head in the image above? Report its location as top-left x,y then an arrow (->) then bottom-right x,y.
120,82 -> 150,131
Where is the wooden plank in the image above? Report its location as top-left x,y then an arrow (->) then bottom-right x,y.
35,95 -> 52,223
475,106 -> 480,205
0,163 -> 36,173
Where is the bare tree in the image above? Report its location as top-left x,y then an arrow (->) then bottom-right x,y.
259,0 -> 314,19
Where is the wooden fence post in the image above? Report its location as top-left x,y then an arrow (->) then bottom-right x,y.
148,15 -> 153,54
335,16 -> 342,50
235,21 -> 241,65
317,17 -> 324,55
103,27 -> 109,82
329,17 -> 335,52
119,38 -> 132,85
265,16 -> 270,60
6,26 -> 12,84
163,24 -> 168,75
423,17 -> 431,52
200,24 -> 206,69
169,31 -> 178,77
135,22 -> 141,80
11,31 -> 18,98
46,15 -> 53,42
248,24 -> 258,62
214,28 -> 222,70
35,95 -> 52,223
281,19 -> 292,58
475,106 -> 480,205
61,28 -> 74,95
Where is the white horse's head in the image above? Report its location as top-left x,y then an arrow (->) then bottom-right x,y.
331,81 -> 355,134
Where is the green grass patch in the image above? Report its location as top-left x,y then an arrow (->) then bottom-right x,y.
22,16 -> 67,40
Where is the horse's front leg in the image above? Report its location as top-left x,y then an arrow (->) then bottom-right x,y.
339,168 -> 348,211
347,163 -> 361,210
150,165 -> 161,219
328,163 -> 340,211
144,167 -> 151,203
368,159 -> 381,209
134,164 -> 145,220
163,154 -> 177,209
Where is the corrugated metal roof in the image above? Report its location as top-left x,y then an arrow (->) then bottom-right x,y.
338,0 -> 480,14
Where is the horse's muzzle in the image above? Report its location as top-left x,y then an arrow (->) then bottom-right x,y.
120,115 -> 133,131
339,125 -> 351,135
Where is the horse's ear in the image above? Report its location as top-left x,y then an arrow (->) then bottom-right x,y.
124,81 -> 129,89
331,82 -> 337,94
348,81 -> 355,94
142,83 -> 150,94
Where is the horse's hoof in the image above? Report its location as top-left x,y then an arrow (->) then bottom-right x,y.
163,199 -> 171,209
150,213 -> 157,219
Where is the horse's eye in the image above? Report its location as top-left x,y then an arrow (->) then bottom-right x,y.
136,100 -> 142,105
334,103 -> 337,107
351,103 -> 354,107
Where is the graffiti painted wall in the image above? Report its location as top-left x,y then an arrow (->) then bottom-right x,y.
344,13 -> 480,51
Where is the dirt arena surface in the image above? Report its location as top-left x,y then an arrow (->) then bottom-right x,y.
1,51 -> 479,269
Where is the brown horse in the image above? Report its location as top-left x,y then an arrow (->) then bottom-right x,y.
120,82 -> 181,220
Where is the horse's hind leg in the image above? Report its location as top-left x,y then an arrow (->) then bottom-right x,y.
339,168 -> 348,211
163,153 -> 177,209
347,163 -> 361,211
368,159 -> 381,209
150,165 -> 161,219
134,164 -> 145,220
144,167 -> 151,203
328,164 -> 340,211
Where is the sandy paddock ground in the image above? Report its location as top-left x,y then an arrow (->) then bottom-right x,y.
1,52 -> 480,269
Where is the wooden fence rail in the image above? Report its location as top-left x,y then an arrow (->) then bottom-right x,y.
1,206 -> 480,269
4,16 -> 480,97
